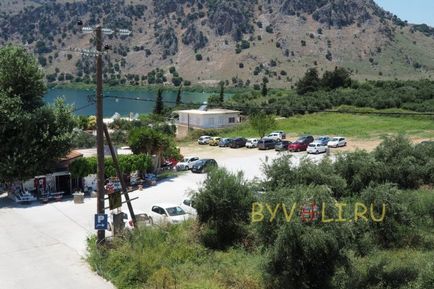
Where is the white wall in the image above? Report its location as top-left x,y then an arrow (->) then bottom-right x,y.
178,112 -> 239,129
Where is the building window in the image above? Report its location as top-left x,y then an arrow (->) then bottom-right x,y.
228,117 -> 235,123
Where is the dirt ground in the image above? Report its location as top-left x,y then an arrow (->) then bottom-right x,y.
179,137 -> 430,159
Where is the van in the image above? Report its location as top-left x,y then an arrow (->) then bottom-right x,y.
257,138 -> 277,150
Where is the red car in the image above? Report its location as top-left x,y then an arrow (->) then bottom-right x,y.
288,135 -> 314,152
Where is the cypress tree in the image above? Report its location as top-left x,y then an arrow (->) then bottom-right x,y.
176,85 -> 182,106
153,88 -> 164,114
219,81 -> 225,103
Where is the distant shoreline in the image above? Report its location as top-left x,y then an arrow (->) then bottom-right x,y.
48,82 -> 249,94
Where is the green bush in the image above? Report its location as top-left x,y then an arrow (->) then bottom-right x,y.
374,135 -> 423,189
71,129 -> 96,149
360,183 -> 413,248
193,168 -> 254,249
334,150 -> 383,195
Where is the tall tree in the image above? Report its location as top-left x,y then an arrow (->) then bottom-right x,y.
321,67 -> 352,90
261,77 -> 268,96
153,87 -> 164,114
0,45 -> 75,183
0,45 -> 46,111
219,81 -> 225,103
250,113 -> 276,138
296,68 -> 320,95
128,127 -> 178,171
176,84 -> 182,106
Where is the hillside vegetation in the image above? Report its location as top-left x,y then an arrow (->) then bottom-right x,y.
1,0 -> 434,87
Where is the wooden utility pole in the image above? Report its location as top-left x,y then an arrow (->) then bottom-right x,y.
103,124 -> 137,226
95,25 -> 105,244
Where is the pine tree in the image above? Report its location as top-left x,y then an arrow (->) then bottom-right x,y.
153,88 -> 164,114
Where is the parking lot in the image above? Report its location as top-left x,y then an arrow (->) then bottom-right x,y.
0,146 -> 332,289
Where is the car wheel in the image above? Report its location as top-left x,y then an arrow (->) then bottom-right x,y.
148,217 -> 153,226
185,166 -> 189,170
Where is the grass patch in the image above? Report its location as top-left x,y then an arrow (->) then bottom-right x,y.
87,222 -> 265,289
221,113 -> 434,139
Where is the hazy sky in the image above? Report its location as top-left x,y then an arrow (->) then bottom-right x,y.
375,0 -> 434,26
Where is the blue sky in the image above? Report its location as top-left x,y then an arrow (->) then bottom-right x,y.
374,0 -> 434,26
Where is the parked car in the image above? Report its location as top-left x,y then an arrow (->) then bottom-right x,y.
275,140 -> 291,151
271,131 -> 286,139
288,135 -> 314,152
107,211 -> 153,231
315,136 -> 331,146
257,138 -> 277,150
191,159 -> 218,173
229,137 -> 247,148
328,137 -> 347,148
176,156 -> 200,171
198,135 -> 212,144
149,203 -> 190,225
267,132 -> 283,141
218,138 -> 232,147
180,198 -> 197,216
208,137 -> 221,146
307,142 -> 328,154
246,138 -> 259,148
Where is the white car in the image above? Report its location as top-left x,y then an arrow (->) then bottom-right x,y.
267,132 -> 282,141
107,211 -> 153,231
198,135 -> 212,144
180,198 -> 197,217
176,156 -> 200,171
271,131 -> 286,139
328,137 -> 347,148
307,142 -> 328,154
246,138 -> 259,148
149,203 -> 190,225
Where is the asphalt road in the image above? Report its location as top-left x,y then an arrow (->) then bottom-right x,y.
0,149 -> 326,289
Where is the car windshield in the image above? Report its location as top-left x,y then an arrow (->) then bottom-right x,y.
165,206 -> 186,216
308,144 -> 315,147
331,138 -> 339,141
195,160 -> 205,165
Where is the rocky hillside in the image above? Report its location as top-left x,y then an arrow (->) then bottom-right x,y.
1,0 -> 434,88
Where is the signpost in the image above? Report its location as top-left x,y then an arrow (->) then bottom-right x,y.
94,214 -> 108,230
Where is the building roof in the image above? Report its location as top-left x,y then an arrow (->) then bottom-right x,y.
59,150 -> 83,162
174,108 -> 240,115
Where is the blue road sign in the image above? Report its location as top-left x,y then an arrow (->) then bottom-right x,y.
95,214 -> 108,230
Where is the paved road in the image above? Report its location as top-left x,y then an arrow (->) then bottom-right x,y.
0,149 -> 326,289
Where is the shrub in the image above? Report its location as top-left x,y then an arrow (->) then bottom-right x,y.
195,53 -> 203,61
193,168 -> 254,249
374,135 -> 423,189
334,150 -> 383,195
360,183 -> 413,248
262,185 -> 347,289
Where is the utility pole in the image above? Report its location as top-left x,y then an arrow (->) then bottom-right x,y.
75,22 -> 132,244
95,25 -> 105,244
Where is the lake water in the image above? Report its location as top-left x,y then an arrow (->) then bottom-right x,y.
44,87 -> 217,117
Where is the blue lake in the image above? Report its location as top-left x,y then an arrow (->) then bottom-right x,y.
44,87 -> 217,117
